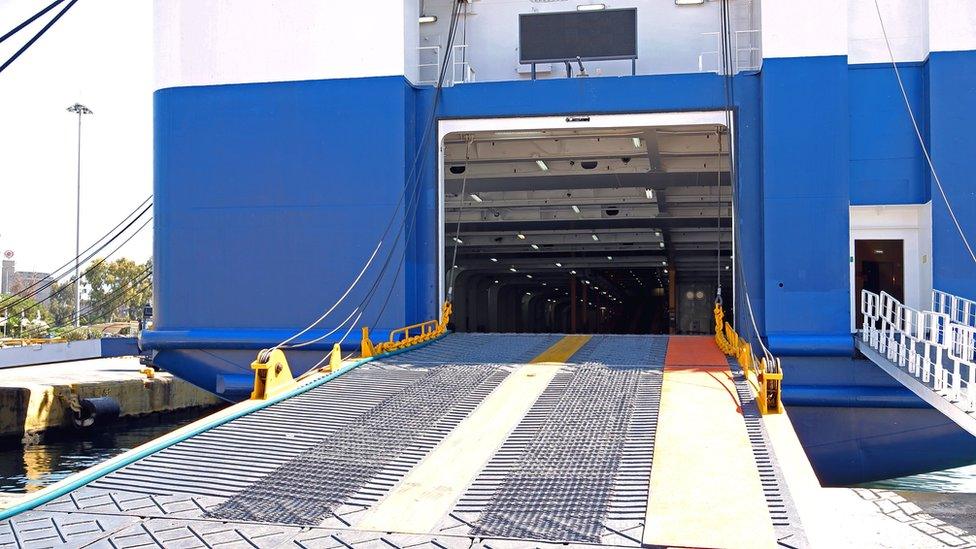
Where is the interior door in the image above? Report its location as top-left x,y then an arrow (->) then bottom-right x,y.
854,239 -> 905,328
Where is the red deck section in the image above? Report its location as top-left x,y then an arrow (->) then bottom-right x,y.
664,335 -> 729,371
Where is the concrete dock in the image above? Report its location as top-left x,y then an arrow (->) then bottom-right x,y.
0,357 -> 222,441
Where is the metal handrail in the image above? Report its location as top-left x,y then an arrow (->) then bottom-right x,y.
698,30 -> 761,75
733,30 -> 761,72
450,44 -> 474,84
362,301 -> 453,357
862,289 -> 975,411
698,32 -> 720,74
388,319 -> 439,343
933,289 -> 976,329
417,45 -> 441,85
417,44 -> 474,86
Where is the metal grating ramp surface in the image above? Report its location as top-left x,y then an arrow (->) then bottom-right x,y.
88,367 -> 432,499
566,334 -> 668,368
27,337 -> 536,526
374,333 -> 563,365
440,359 -> 663,546
207,365 -> 504,525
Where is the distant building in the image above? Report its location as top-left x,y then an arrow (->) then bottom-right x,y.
0,260 -> 12,295
0,261 -> 53,304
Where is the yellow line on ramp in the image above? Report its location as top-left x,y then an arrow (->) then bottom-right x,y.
355,334 -> 591,534
643,367 -> 777,548
530,334 -> 591,363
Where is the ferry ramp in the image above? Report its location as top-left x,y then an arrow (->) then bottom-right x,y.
0,333 -> 814,548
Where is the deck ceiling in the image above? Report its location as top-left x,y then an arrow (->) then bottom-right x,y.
444,125 -> 733,282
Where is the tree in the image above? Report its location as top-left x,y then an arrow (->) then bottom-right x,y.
47,281 -> 77,327
0,293 -> 52,338
82,258 -> 152,324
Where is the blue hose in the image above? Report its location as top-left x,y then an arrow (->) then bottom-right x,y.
0,334 -> 446,521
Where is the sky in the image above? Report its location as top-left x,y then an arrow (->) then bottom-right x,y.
0,0 -> 153,276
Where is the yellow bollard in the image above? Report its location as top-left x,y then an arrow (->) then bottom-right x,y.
361,327 -> 376,358
329,343 -> 342,372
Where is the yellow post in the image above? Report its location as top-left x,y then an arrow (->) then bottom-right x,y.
329,343 -> 342,372
360,327 -> 376,358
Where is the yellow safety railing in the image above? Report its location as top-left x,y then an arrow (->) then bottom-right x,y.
361,301 -> 452,358
249,303 -> 452,400
714,303 -> 783,414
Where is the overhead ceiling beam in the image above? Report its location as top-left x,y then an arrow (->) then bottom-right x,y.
447,186 -> 656,206
643,128 -> 663,173
445,205 -> 660,224
444,157 -> 728,179
453,228 -> 662,244
443,132 -> 731,162
456,256 -> 668,270
444,172 -> 731,193
453,214 -> 730,234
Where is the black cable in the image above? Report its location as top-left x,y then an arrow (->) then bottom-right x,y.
0,0 -> 64,45
715,130 -> 722,300
719,0 -> 735,179
19,266 -> 151,337
22,216 -> 152,316
446,141 -> 471,302
361,0 -> 463,276
0,196 -> 151,305
36,267 -> 152,336
1,197 -> 150,303
712,0 -> 734,310
0,0 -> 79,75
279,0 -> 464,347
357,0 -> 463,275
43,277 -> 151,338
0,204 -> 151,311
310,0 -> 462,342
1,211 -> 152,314
718,0 -> 770,360
718,0 -> 734,310
79,269 -> 152,324
355,1 -> 465,332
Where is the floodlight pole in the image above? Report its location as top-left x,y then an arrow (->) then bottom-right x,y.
66,103 -> 93,327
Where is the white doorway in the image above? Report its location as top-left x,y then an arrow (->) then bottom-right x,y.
849,203 -> 933,332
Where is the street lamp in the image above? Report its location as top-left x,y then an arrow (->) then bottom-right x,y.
66,103 -> 93,327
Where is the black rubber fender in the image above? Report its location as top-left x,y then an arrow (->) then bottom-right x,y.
72,396 -> 121,428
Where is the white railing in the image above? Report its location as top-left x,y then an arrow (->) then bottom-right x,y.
933,289 -> 976,329
417,45 -> 441,85
861,289 -> 976,412
734,30 -> 761,72
450,44 -> 475,85
698,30 -> 761,74
417,44 -> 475,87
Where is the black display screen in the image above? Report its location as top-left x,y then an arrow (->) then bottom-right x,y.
519,8 -> 638,64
